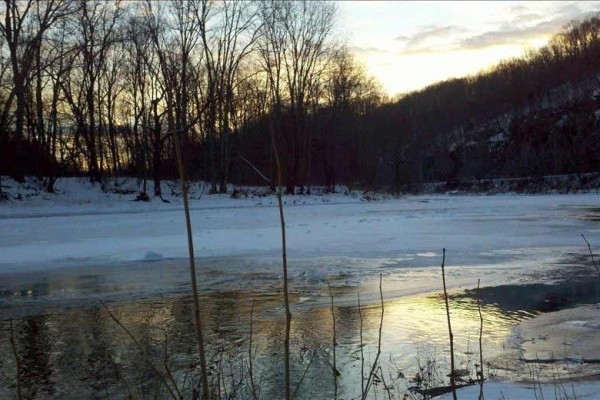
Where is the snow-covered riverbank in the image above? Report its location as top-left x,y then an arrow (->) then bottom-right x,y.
1,177 -> 600,399
1,177 -> 598,272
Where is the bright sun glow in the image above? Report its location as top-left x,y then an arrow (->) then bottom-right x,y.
338,1 -> 600,96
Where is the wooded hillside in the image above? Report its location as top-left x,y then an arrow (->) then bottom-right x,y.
1,1 -> 598,195
364,14 -> 600,191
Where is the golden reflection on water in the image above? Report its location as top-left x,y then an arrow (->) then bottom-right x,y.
382,293 -> 525,346
0,289 -> 533,399
303,291 -> 533,371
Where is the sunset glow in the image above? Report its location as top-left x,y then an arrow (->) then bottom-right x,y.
339,1 -> 600,96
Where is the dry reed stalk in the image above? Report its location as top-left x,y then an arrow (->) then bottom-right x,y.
358,292 -> 365,396
477,279 -> 484,400
9,320 -> 22,400
582,234 -> 600,278
362,274 -> 384,400
173,130 -> 210,400
101,301 -> 180,399
441,248 -> 457,400
248,299 -> 259,400
163,333 -> 182,399
327,280 -> 339,398
269,117 -> 292,400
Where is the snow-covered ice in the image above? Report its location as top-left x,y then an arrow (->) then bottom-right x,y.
1,177 -> 600,399
1,177 -> 598,275
434,379 -> 600,400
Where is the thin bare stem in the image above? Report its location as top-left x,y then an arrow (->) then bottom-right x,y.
441,248 -> 457,400
101,301 -> 179,400
358,292 -> 365,396
9,320 -> 22,400
270,116 -> 291,400
477,279 -> 485,400
164,333 -> 183,399
173,130 -> 210,400
117,369 -> 133,399
377,365 -> 393,400
249,299 -> 259,400
217,346 -> 224,399
535,356 -> 545,400
563,340 -> 576,400
582,234 -> 600,279
240,155 -> 272,184
291,349 -> 317,400
362,273 -> 384,400
327,280 -> 338,398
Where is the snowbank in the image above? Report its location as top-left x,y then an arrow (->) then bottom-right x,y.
435,378 -> 600,400
3,177 -> 600,398
1,177 -> 598,274
515,304 -> 600,363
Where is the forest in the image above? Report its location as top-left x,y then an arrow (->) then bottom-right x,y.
2,3 -> 600,399
0,0 -> 599,196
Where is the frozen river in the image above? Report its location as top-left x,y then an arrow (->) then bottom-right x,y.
0,189 -> 599,398
1,193 -> 598,311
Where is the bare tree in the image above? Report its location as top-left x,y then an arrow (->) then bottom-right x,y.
97,37 -> 127,176
144,0 -> 202,183
60,0 -> 122,182
122,10 -> 158,196
194,0 -> 260,193
0,0 -> 72,179
323,47 -> 382,191
43,16 -> 78,192
282,0 -> 335,190
258,0 -> 336,192
0,23 -> 14,191
257,0 -> 287,184
143,3 -> 211,399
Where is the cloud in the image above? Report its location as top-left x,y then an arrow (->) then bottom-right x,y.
393,4 -> 600,56
556,2 -> 585,17
460,9 -> 600,50
397,44 -> 454,56
511,12 -> 545,26
460,24 -> 546,50
350,1 -> 600,62
349,45 -> 393,57
395,25 -> 463,46
395,25 -> 463,47
509,5 -> 530,14
394,34 -> 411,42
393,25 -> 466,55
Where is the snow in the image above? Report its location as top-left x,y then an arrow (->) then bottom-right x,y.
2,177 -> 600,398
437,302 -> 600,400
143,250 -> 164,261
1,177 -> 598,275
512,305 -> 600,363
487,131 -> 506,145
1,176 -> 599,313
434,379 -> 600,400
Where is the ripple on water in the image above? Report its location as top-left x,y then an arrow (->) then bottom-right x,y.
1,252 -> 598,398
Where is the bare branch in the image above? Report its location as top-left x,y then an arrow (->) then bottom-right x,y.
582,234 -> 600,279
101,301 -> 180,400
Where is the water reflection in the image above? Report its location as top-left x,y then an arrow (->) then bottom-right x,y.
2,264 -> 598,399
19,316 -> 55,398
458,279 -> 600,313
0,250 -> 571,321
0,288 -> 549,399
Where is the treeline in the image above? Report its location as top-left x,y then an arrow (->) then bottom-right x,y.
0,0 -> 383,196
363,14 -> 600,191
1,1 -> 600,196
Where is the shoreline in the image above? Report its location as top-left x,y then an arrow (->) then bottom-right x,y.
2,267 -> 600,398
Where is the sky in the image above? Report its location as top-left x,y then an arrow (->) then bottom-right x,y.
338,1 -> 600,97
